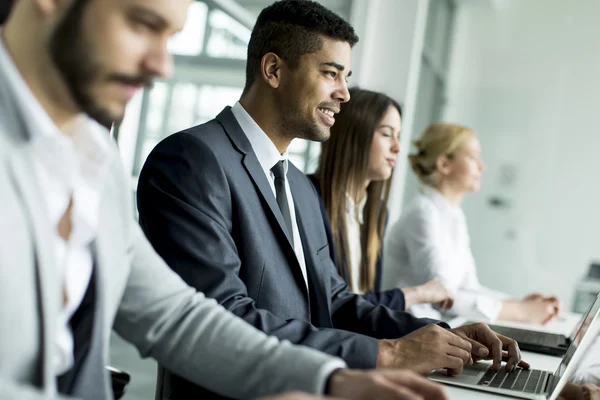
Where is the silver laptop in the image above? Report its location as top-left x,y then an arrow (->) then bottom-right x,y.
429,293 -> 600,400
470,308 -> 590,356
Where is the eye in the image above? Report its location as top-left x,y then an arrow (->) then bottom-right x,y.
324,70 -> 337,79
128,13 -> 161,34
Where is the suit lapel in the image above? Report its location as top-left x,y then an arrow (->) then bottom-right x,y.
216,108 -> 295,248
289,173 -> 332,325
69,242 -> 106,399
7,147 -> 59,389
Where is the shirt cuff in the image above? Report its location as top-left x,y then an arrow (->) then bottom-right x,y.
475,296 -> 503,322
317,359 -> 348,394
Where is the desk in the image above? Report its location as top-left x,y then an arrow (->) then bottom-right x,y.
439,313 -> 581,399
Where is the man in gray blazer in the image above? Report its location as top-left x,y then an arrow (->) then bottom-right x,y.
137,0 -> 528,398
0,0 -> 449,399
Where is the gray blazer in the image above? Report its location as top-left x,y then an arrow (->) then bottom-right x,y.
0,57 -> 344,399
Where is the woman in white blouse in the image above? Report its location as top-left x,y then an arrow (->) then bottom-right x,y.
309,88 -> 453,311
384,122 -> 560,323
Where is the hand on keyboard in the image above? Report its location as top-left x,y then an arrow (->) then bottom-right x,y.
450,322 -> 531,372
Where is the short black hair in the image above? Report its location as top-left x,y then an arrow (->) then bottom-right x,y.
243,0 -> 359,94
0,0 -> 15,25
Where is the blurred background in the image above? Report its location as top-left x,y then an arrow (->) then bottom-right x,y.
66,0 -> 600,397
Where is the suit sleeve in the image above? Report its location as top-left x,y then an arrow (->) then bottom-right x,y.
104,141 -> 346,399
136,132 -> 379,369
301,186 -> 443,338
113,224 -> 346,398
0,382 -> 75,400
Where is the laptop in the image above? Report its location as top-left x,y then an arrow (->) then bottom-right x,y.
467,309 -> 591,356
428,293 -> 600,400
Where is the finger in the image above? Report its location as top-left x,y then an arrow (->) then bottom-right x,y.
444,297 -> 454,309
462,336 -> 490,360
542,314 -> 554,325
501,351 -> 530,369
496,334 -> 521,371
445,330 -> 473,353
443,354 -> 466,375
445,342 -> 472,364
391,372 -> 449,400
439,298 -> 452,310
474,325 -> 503,370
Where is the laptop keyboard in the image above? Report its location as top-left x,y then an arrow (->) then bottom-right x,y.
477,368 -> 548,394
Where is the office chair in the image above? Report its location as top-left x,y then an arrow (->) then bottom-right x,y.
107,366 -> 131,400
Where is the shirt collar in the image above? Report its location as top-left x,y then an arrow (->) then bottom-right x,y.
420,184 -> 462,218
231,101 -> 289,174
345,192 -> 367,225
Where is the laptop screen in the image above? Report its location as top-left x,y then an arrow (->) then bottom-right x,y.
568,303 -> 595,341
549,294 -> 600,393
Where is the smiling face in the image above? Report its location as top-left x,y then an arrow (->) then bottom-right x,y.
441,135 -> 485,193
366,105 -> 401,182
275,37 -> 352,142
47,0 -> 191,126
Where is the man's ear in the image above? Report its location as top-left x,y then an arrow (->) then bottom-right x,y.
260,52 -> 283,89
436,154 -> 453,176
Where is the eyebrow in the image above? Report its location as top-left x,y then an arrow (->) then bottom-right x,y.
321,62 -> 353,78
378,124 -> 398,131
126,4 -> 170,32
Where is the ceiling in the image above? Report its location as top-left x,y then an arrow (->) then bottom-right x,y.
234,0 -> 353,20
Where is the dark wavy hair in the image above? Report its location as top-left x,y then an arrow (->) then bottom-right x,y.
316,88 -> 402,292
243,0 -> 358,94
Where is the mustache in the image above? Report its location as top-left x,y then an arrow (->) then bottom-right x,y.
108,73 -> 154,88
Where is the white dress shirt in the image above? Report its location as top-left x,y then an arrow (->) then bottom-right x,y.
345,193 -> 367,294
231,102 -> 309,289
0,37 -> 110,375
384,185 -> 508,321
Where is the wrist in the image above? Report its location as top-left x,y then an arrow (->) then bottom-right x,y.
376,339 -> 395,368
324,368 -> 344,395
401,286 -> 422,309
499,299 -> 526,322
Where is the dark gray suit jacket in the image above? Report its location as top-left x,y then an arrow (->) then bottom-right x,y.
137,107 -> 437,398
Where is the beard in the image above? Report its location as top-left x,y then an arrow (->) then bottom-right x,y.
48,0 -> 152,128
277,98 -> 331,144
275,77 -> 332,143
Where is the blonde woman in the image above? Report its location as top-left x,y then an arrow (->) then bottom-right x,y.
384,122 -> 560,323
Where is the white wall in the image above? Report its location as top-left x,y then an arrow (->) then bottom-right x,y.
444,0 -> 600,309
350,0 -> 429,225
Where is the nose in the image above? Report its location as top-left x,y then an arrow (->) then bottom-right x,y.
144,42 -> 174,79
391,136 -> 401,153
335,78 -> 351,103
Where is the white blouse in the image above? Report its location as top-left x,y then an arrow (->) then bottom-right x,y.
383,185 -> 508,321
345,193 -> 367,294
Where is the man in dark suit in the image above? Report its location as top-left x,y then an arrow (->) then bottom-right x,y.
137,0 -> 527,397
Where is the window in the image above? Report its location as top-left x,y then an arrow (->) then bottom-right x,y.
116,0 -> 354,189
402,0 -> 456,205
116,1 -> 251,184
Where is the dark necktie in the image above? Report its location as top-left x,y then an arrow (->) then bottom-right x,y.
271,160 -> 294,247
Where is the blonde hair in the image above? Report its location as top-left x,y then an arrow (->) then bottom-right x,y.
408,122 -> 474,187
